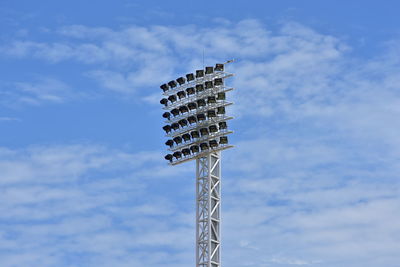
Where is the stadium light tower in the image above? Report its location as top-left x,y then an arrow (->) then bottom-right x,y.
160,61 -> 234,267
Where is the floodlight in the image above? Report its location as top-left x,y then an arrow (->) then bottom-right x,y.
186,73 -> 195,81
197,99 -> 206,107
219,121 -> 227,129
173,151 -> 182,159
200,128 -> 209,136
186,87 -> 195,95
188,102 -> 197,110
205,81 -> 213,89
209,125 -> 218,133
214,78 -> 223,86
207,109 -> 216,118
179,105 -> 189,114
182,148 -> 191,156
165,139 -> 174,148
188,116 -> 197,124
177,91 -> 186,99
168,95 -> 177,103
205,66 -> 214,74
191,130 -> 200,138
173,136 -> 183,145
190,145 -> 199,153
159,61 -> 234,267
200,142 -> 209,151
182,133 -> 191,142
215,63 -> 224,71
162,112 -> 171,119
178,119 -> 188,127
177,77 -> 186,85
196,70 -> 204,78
160,84 -> 169,92
219,136 -> 228,144
196,84 -> 204,93
197,113 -> 206,121
207,96 -> 216,104
163,125 -> 171,133
160,98 -> 168,107
171,108 -> 180,116
168,80 -> 177,88
217,92 -> 226,100
171,123 -> 180,130
165,154 -> 173,162
209,139 -> 218,148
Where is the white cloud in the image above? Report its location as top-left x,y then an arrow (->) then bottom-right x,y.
1,77 -> 73,106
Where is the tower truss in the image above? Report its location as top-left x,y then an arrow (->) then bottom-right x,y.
196,152 -> 221,267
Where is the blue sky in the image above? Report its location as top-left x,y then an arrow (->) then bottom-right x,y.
1,1 -> 400,266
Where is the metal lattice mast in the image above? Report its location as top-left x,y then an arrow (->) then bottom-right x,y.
196,152 -> 221,267
159,61 -> 234,267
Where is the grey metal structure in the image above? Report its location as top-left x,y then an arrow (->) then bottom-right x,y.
196,152 -> 221,267
160,61 -> 234,267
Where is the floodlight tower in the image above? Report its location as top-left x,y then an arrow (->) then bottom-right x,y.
160,61 -> 234,267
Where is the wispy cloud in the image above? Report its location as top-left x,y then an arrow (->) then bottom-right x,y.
0,117 -> 20,122
0,77 -> 73,107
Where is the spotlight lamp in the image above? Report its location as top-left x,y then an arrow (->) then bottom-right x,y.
159,60 -> 235,267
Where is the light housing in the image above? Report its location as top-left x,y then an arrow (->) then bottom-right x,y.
186,73 -> 195,81
196,70 -> 204,78
215,63 -> 224,71
177,77 -> 186,85
168,80 -> 177,88
205,66 -> 214,74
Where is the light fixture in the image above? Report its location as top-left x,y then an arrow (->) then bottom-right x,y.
196,84 -> 204,93
200,128 -> 209,136
186,73 -> 195,81
209,139 -> 218,148
207,96 -> 216,104
177,91 -> 186,99
196,69 -> 204,78
205,66 -> 214,74
160,98 -> 168,106
188,102 -> 197,110
168,95 -> 177,103
182,148 -> 191,156
165,154 -> 173,162
177,77 -> 186,85
159,61 -> 234,267
173,151 -> 182,159
168,80 -> 177,88
171,108 -> 180,116
186,87 -> 195,95
200,142 -> 209,151
219,136 -> 228,144
165,139 -> 174,148
215,63 -> 224,71
205,81 -> 213,89
162,112 -> 171,119
160,84 -> 169,92
197,99 -> 206,107
217,92 -> 226,100
163,125 -> 171,133
214,78 -> 223,86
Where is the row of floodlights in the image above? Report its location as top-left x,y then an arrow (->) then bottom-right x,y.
165,123 -> 228,148
162,97 -> 226,120
165,136 -> 229,162
160,64 -> 224,92
163,112 -> 227,134
160,79 -> 224,107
